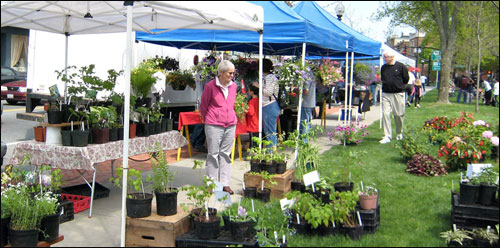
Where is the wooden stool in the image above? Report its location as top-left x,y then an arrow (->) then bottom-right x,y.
231,134 -> 243,163
177,125 -> 192,161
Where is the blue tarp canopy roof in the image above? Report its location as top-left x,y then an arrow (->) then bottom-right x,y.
293,1 -> 381,57
135,1 -> 350,56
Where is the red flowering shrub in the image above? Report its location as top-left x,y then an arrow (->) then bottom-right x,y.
437,137 -> 484,171
406,153 -> 447,176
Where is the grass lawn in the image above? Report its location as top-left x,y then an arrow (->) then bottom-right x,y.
232,88 -> 499,247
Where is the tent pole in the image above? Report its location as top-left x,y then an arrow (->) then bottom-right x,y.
121,4 -> 133,247
64,33 -> 69,104
348,52 -> 354,126
293,43 -> 306,161
258,31 -> 263,148
343,49 -> 349,126
379,47 -> 383,129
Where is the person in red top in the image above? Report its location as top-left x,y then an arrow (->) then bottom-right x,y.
246,82 -> 260,148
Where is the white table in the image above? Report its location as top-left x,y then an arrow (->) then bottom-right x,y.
9,130 -> 188,217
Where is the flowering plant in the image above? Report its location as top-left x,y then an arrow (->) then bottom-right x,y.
438,136 -> 483,171
142,55 -> 179,72
318,59 -> 343,86
358,183 -> 378,196
230,206 -> 257,222
274,60 -> 313,89
328,121 -> 369,145
231,57 -> 258,82
234,93 -> 249,121
192,54 -> 220,83
165,70 -> 196,90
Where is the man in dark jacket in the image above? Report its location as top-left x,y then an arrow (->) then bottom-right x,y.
379,51 -> 409,144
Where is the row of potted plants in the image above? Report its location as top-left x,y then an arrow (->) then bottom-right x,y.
458,167 -> 499,206
440,224 -> 499,247
1,162 -> 64,247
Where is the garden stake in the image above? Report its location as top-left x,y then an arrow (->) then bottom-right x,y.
39,173 -> 43,195
357,211 -> 363,226
296,213 -> 300,224
81,122 -> 84,131
312,183 -> 316,193
283,235 -> 286,244
238,198 -> 241,208
147,115 -> 149,123
274,231 -> 278,242
361,181 -> 364,191
332,220 -> 336,228
453,224 -> 456,232
169,112 -> 172,119
242,181 -> 246,190
349,172 -> 352,181
261,180 -> 264,191
140,181 -> 145,198
205,201 -> 209,221
251,199 -> 254,212
460,172 -> 463,182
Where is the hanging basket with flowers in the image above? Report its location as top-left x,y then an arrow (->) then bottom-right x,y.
165,70 -> 196,91
318,59 -> 344,86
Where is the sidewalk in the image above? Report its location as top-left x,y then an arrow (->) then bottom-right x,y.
47,87 -> 435,246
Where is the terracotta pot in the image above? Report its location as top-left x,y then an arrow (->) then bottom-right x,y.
359,193 -> 378,210
129,123 -> 137,139
34,126 -> 46,142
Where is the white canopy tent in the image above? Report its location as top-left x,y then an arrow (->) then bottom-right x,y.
1,1 -> 264,246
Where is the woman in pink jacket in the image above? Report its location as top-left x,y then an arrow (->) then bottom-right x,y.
200,60 -> 237,195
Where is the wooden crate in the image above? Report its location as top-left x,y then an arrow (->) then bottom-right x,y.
126,206 -> 191,247
244,169 -> 294,199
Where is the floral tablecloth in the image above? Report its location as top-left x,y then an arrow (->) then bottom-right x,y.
9,131 -> 188,171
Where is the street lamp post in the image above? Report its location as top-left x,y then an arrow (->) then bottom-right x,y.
335,2 -> 345,21
414,47 -> 422,77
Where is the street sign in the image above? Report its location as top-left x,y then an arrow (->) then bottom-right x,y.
432,61 -> 441,71
432,50 -> 442,61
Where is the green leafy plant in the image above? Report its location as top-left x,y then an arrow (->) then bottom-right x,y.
475,167 -> 499,186
165,70 -> 196,90
142,55 -> 179,72
286,126 -> 323,181
286,190 -> 333,229
394,126 -> 431,160
332,190 -> 359,227
131,64 -> 157,99
230,206 -> 257,222
147,142 -> 175,193
134,106 -> 150,124
334,150 -> 365,185
471,227 -> 498,245
110,167 -> 149,199
149,103 -> 164,123
439,228 -> 473,246
358,183 -> 378,197
234,93 -> 249,121
181,176 -> 216,215
89,106 -> 117,129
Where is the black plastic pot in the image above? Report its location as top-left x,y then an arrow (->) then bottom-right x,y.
459,182 -> 480,205
155,190 -> 178,216
319,190 -> 331,204
8,228 -> 39,247
316,224 -> 336,236
264,162 -> 277,175
62,104 -> 77,123
222,214 -> 232,231
48,110 -> 64,124
154,122 -> 161,135
161,119 -> 168,133
109,128 -> 118,142
136,123 -> 148,137
135,98 -> 144,108
243,187 -> 257,199
290,221 -> 310,235
478,184 -> 497,206
88,127 -> 93,144
256,188 -> 271,202
146,123 -> 155,136
276,162 -> 286,174
230,219 -> 256,241
144,97 -> 152,107
166,119 -> 173,131
344,225 -> 363,240
71,130 -> 89,147
126,193 -> 153,218
291,181 -> 306,193
38,211 -> 60,242
117,127 -> 124,140
92,128 -> 110,144
61,130 -> 72,146
190,208 -> 217,230
250,161 -> 262,172
1,216 -> 10,246
194,216 -> 221,240
334,182 -> 354,192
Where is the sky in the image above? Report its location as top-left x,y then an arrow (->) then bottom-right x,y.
318,1 -> 415,43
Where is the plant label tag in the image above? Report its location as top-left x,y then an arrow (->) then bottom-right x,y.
251,199 -> 255,212
357,211 -> 363,226
332,221 -> 335,228
296,213 -> 300,224
303,170 -> 320,186
261,180 -> 265,191
71,121 -> 73,131
361,181 -> 364,191
274,231 -> 278,242
280,198 -> 294,210
283,235 -> 286,244
466,164 -> 492,179
453,224 -> 456,232
214,191 -> 231,206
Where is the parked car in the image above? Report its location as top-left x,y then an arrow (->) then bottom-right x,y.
1,66 -> 26,85
1,79 -> 27,104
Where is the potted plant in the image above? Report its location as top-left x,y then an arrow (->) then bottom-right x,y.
246,136 -> 268,173
471,227 -> 498,247
333,150 -> 365,193
440,227 -> 473,247
166,70 -> 196,91
476,167 -> 499,206
131,65 -> 157,107
254,171 -> 276,203
134,107 -> 152,137
459,176 -> 480,205
67,107 -> 91,147
358,183 -> 378,210
47,99 -> 63,124
228,206 -> 258,241
149,104 -> 164,135
333,190 -> 362,240
33,117 -> 47,142
110,167 -> 153,218
1,184 -> 12,246
328,121 -> 370,145
181,176 -> 219,240
89,106 -> 113,144
37,191 -> 60,242
285,191 -> 315,235
147,142 -> 178,216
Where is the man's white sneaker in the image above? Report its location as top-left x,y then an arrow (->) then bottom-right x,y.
396,134 -> 404,140
379,136 -> 391,144
417,104 -> 421,108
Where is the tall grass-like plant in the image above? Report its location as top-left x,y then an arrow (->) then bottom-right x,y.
5,184 -> 43,230
148,142 -> 175,193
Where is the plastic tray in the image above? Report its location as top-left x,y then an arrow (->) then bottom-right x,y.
62,182 -> 110,200
59,199 -> 74,223
61,193 -> 91,213
175,230 -> 258,247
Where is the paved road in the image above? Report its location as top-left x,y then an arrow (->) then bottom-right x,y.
1,100 -> 44,143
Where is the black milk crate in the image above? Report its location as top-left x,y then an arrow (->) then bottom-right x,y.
451,212 -> 499,230
363,223 -> 380,234
59,199 -> 74,224
62,182 -> 110,200
356,203 -> 380,227
175,230 -> 258,247
451,193 -> 499,220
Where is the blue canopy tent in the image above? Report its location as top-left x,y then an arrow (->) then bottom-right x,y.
293,1 -> 382,128
135,1 -> 352,153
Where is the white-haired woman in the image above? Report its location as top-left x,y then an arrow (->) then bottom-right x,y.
200,60 -> 237,194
